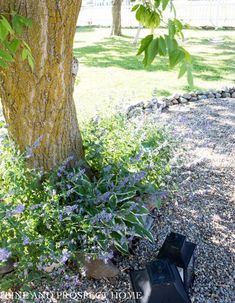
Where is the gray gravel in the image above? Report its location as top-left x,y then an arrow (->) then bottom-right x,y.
1,97 -> 234,303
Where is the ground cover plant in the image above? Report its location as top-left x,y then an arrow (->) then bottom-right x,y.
0,114 -> 174,291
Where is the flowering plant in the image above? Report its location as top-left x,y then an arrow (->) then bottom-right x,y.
0,113 -> 173,290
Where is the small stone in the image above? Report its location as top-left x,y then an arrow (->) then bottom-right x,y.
209,89 -> 217,94
145,108 -> 153,114
232,92 -> 235,98
172,99 -> 179,104
222,86 -> 229,93
0,260 -> 15,275
151,98 -> 158,105
221,92 -> 230,98
198,95 -> 208,100
134,101 -> 145,108
207,93 -> 215,98
128,107 -> 143,118
216,93 -> 222,98
174,94 -> 180,99
44,263 -> 60,273
190,97 -> 198,102
182,93 -> 191,100
190,92 -> 197,97
165,99 -> 172,107
82,258 -> 119,279
180,97 -> 188,103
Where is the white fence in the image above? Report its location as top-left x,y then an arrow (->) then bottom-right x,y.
78,0 -> 235,27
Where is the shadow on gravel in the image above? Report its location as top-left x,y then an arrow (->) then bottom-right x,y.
155,98 -> 235,302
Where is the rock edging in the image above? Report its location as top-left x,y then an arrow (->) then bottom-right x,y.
127,87 -> 235,118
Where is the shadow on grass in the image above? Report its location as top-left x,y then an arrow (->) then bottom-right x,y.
74,36 -> 169,72
74,34 -> 235,84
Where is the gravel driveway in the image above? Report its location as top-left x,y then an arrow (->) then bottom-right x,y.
150,97 -> 235,303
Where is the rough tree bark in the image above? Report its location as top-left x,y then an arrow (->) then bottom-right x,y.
111,0 -> 122,36
0,0 -> 84,172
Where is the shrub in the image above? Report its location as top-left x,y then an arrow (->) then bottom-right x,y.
0,113 -> 173,290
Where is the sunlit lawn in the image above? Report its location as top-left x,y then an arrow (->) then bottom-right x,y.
73,27 -> 235,118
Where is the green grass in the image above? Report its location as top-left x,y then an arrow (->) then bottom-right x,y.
73,27 -> 235,117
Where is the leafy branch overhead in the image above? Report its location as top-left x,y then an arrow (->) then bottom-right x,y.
0,13 -> 34,70
132,0 -> 194,86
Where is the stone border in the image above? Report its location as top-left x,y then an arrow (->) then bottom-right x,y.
127,87 -> 235,118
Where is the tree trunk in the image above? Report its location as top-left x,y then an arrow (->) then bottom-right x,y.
111,0 -> 122,36
0,0 -> 84,172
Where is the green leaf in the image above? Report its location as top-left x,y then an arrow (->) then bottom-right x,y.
146,37 -> 159,66
158,36 -> 167,56
168,20 -> 176,38
150,12 -> 160,28
18,15 -> 32,27
0,49 -> 14,62
178,63 -> 187,78
7,39 -> 21,54
27,55 -> 34,71
187,66 -> 194,87
1,16 -> 13,34
136,205 -> 149,215
175,19 -> 183,32
0,59 -> 8,68
169,48 -> 185,68
133,224 -> 154,242
162,0 -> 170,10
165,35 -> 178,53
132,4 -> 140,12
183,49 -> 192,63
136,5 -> 145,22
154,0 -> 161,8
12,15 -> 23,34
22,48 -> 28,61
109,195 -> 117,209
114,240 -> 129,254
123,211 -> 142,225
137,34 -> 153,56
0,22 -> 8,41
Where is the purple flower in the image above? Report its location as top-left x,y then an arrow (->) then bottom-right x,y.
129,203 -> 138,212
0,248 -> 11,262
92,210 -> 113,224
63,156 -> 74,166
135,151 -> 143,161
118,176 -> 130,189
97,251 -> 113,264
66,188 -> 75,197
30,204 -> 42,210
64,204 -> 78,215
103,165 -> 112,173
13,204 -> 25,215
23,237 -> 29,245
115,224 -> 125,232
6,204 -> 25,218
60,250 -> 70,263
99,191 -> 112,202
132,171 -> 147,183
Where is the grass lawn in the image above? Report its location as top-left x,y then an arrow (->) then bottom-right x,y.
73,27 -> 235,117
